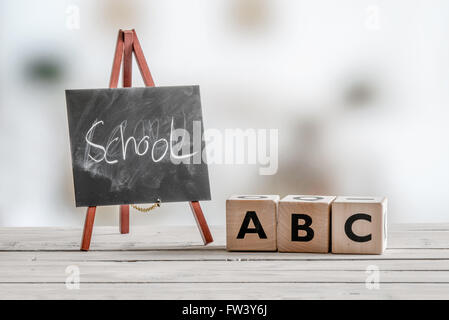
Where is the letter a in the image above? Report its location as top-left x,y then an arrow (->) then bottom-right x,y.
237,211 -> 267,239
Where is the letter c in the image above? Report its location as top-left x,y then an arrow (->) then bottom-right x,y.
345,213 -> 372,242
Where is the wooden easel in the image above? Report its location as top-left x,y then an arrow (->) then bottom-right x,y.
80,29 -> 214,251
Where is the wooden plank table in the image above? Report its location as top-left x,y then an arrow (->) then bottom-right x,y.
0,224 -> 448,299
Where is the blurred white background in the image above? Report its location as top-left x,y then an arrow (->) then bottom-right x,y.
1,0 -> 448,227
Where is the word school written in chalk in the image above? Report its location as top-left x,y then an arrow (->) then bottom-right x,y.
226,195 -> 387,254
85,118 -> 278,174
85,117 -> 200,164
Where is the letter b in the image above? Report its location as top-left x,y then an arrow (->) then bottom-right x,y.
291,214 -> 314,242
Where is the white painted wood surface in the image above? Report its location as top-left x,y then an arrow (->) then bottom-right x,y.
0,224 -> 448,299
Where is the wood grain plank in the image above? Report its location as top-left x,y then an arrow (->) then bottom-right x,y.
1,249 -> 449,262
0,226 -> 218,251
1,258 -> 449,270
386,224 -> 449,231
0,225 -> 448,251
1,260 -> 449,283
1,283 -> 448,300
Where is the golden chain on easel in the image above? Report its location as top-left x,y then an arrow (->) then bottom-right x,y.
131,199 -> 161,213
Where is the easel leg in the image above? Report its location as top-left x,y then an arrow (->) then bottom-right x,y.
189,201 -> 213,245
120,205 -> 130,234
81,206 -> 96,251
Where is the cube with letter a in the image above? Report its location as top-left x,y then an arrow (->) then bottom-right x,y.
332,196 -> 387,254
226,195 -> 279,251
278,195 -> 335,253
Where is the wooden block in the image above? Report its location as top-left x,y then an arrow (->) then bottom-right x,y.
278,195 -> 335,253
332,196 -> 387,254
226,195 -> 279,251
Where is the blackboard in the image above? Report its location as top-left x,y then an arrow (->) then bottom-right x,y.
65,85 -> 211,207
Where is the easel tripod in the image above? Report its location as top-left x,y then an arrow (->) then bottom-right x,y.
80,29 -> 213,251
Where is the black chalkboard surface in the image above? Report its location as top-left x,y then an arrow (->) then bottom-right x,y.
65,85 -> 211,207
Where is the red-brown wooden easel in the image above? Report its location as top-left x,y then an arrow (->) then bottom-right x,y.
80,29 -> 214,251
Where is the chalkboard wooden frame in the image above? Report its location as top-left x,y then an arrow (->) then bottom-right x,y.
79,29 -> 213,250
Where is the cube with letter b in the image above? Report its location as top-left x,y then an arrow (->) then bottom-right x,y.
278,195 -> 335,253
226,195 -> 279,251
332,196 -> 387,254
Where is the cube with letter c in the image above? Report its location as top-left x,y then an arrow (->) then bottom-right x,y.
332,196 -> 387,254
226,195 -> 279,251
278,195 -> 335,253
